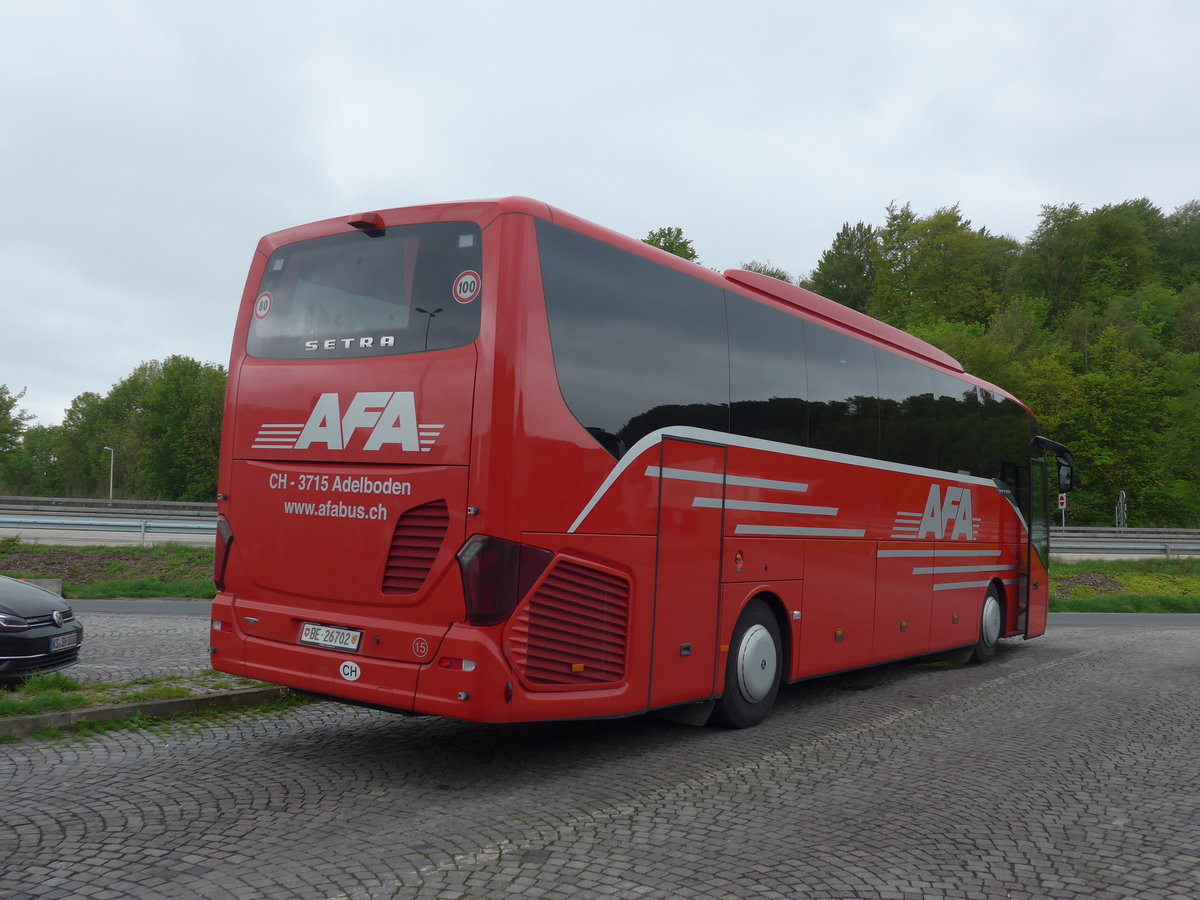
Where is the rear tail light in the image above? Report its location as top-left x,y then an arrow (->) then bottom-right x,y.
456,535 -> 552,626
214,515 -> 234,591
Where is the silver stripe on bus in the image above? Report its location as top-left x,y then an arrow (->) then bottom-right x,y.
727,474 -> 810,492
734,525 -> 868,538
877,549 -> 1003,558
692,497 -> 839,516
912,564 -> 1015,575
643,466 -> 723,485
645,466 -> 813,494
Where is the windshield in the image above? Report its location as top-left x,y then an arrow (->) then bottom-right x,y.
247,221 -> 482,360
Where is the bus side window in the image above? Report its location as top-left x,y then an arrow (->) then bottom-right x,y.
537,221 -> 729,457
728,292 -> 808,448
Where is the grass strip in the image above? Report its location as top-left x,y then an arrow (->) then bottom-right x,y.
0,670 -> 265,718
14,691 -> 312,744
0,537 -> 215,599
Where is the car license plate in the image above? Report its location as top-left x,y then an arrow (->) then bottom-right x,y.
299,622 -> 362,652
50,632 -> 79,652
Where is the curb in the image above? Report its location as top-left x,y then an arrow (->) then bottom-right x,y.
0,686 -> 288,741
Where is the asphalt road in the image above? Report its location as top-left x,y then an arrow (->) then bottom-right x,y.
2,607 -> 1199,899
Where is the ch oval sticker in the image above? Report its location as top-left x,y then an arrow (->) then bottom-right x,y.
339,660 -> 361,682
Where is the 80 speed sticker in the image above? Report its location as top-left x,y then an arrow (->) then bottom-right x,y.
254,292 -> 272,319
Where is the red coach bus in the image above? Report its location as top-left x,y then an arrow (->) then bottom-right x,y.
210,197 -> 1074,728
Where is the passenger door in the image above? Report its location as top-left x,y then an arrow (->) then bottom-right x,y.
1025,446 -> 1053,638
649,438 -> 726,708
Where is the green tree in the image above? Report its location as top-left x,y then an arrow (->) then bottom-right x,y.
98,361 -> 164,498
3,357 -> 227,501
1017,203 -> 1094,319
1156,352 -> 1200,524
643,226 -> 699,262
0,385 -> 31,455
869,204 -> 1001,326
0,385 -> 33,491
138,356 -> 226,501
4,424 -> 67,497
1175,283 -> 1200,352
1078,200 -> 1163,301
54,391 -> 108,497
804,221 -> 878,311
1063,329 -> 1169,524
1162,200 -> 1200,288
740,259 -> 795,284
869,202 -> 919,323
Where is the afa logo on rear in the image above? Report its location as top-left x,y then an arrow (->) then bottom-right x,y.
251,391 -> 443,452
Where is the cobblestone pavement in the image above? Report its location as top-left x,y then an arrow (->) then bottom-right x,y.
3,623 -> 1199,900
68,611 -> 212,683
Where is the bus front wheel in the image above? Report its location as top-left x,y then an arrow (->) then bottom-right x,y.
712,599 -> 782,729
969,585 -> 1004,664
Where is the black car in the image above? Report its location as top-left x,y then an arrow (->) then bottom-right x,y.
0,575 -> 84,682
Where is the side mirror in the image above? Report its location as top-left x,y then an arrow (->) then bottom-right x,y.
1057,461 -> 1075,492
1034,436 -> 1076,493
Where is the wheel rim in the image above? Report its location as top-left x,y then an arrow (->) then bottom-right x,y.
736,623 -> 778,703
980,593 -> 1002,647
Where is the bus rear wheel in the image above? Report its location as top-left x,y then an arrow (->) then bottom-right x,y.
969,584 -> 1004,664
712,599 -> 782,729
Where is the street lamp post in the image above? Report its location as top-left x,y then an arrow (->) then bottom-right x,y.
415,307 -> 442,350
103,446 -> 114,502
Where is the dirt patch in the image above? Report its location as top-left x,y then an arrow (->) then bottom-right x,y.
1054,573 -> 1123,601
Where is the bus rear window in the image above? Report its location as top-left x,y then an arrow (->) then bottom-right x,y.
246,222 -> 482,359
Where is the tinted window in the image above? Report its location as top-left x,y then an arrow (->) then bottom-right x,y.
537,221 -> 729,456
934,373 -> 981,476
728,293 -> 807,446
807,325 -> 879,457
247,222 -> 482,360
877,351 -> 936,467
982,390 -> 1033,509
1031,453 -> 1050,563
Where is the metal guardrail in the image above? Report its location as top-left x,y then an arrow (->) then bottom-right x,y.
0,514 -> 214,534
0,498 -> 216,549
0,495 -> 217,517
1051,527 -> 1200,558
0,513 -> 215,548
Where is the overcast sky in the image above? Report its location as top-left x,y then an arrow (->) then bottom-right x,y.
2,0 -> 1196,427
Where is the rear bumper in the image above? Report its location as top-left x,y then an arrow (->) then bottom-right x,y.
208,594 -> 518,721
209,596 -> 642,723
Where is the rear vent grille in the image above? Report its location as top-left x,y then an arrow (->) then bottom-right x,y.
381,500 -> 449,595
509,560 -> 629,686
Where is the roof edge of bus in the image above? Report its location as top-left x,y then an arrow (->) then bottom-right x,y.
256,197 -> 554,249
722,268 -> 966,375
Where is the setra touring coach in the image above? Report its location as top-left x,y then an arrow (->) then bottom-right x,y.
210,197 -> 1074,728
